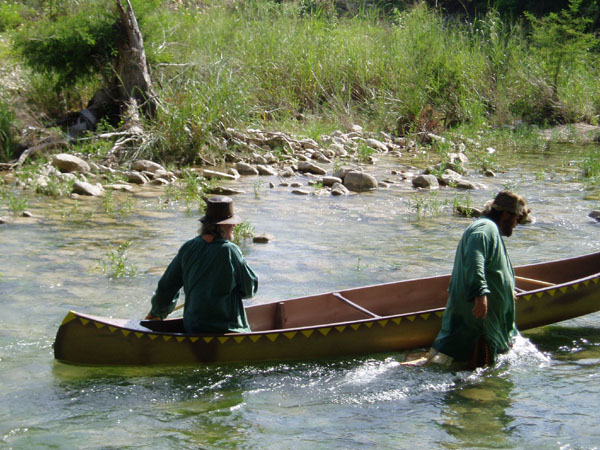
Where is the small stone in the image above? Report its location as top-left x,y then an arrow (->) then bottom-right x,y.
253,234 -> 273,243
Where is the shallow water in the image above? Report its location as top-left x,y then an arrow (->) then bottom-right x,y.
1,143 -> 600,449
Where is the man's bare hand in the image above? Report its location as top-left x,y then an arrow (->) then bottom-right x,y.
472,295 -> 488,319
145,313 -> 162,320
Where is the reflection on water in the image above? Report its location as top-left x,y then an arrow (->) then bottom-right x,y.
1,143 -> 600,448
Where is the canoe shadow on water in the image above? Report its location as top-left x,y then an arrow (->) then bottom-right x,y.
523,325 -> 600,361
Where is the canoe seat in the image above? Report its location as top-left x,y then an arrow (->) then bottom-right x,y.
332,292 -> 381,319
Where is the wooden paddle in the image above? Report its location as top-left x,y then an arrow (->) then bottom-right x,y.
514,275 -> 555,287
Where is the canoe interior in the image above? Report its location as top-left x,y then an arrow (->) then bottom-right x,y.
138,252 -> 600,335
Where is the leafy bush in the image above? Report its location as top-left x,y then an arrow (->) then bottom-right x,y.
0,2 -> 23,32
0,100 -> 16,162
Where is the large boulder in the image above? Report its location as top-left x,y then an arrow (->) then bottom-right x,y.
235,162 -> 260,176
343,171 -> 377,192
51,154 -> 90,174
412,174 -> 439,189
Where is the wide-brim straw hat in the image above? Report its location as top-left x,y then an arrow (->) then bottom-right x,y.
199,196 -> 241,225
483,190 -> 530,224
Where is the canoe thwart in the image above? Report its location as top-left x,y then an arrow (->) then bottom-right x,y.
332,292 -> 381,319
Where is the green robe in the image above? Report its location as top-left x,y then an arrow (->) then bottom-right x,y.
432,217 -> 518,361
149,235 -> 258,333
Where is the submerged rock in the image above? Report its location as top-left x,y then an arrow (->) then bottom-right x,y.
72,181 -> 104,196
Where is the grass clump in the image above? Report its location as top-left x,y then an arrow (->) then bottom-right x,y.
98,241 -> 137,278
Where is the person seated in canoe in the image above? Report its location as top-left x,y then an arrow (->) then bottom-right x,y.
426,190 -> 530,369
145,196 -> 258,333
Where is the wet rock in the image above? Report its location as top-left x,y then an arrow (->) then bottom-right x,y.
256,165 -> 278,176
291,188 -> 311,195
203,169 -> 238,180
150,178 -> 170,186
132,160 -> 165,173
412,174 -> 439,189
252,153 -> 269,165
72,181 -> 104,196
589,211 -> 600,222
253,234 -> 273,243
328,143 -> 347,157
297,161 -> 327,176
343,171 -> 377,192
105,184 -> 134,192
153,169 -> 177,182
455,179 -> 478,190
124,171 -> 149,184
279,167 -> 295,178
208,186 -> 245,195
51,153 -> 90,174
485,169 -> 496,177
290,182 -> 303,188
439,169 -> 462,186
322,176 -> 343,187
366,138 -> 388,152
455,206 -> 483,218
300,138 -> 319,150
331,182 -> 350,196
235,162 -> 259,176
0,217 -> 7,224
22,211 -> 33,218
227,168 -> 241,179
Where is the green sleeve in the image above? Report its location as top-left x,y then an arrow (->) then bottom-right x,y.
463,230 -> 492,300
149,252 -> 183,319
231,245 -> 258,298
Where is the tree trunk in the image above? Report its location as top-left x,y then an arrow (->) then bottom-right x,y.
114,0 -> 157,116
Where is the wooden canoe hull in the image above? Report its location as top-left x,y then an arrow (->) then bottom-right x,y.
54,252 -> 600,366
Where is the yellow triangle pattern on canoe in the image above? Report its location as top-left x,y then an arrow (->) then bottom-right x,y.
407,315 -> 416,322
234,336 -> 245,343
435,311 -> 444,318
319,328 -> 332,336
420,313 -> 430,320
80,318 -> 89,326
536,292 -> 544,298
350,324 -> 361,330
61,312 -> 77,325
301,330 -> 314,338
190,337 -> 199,343
365,322 -> 374,328
559,287 -> 568,294
218,337 -> 229,344
203,337 -> 214,343
94,322 -> 105,329
266,333 -> 279,342
162,335 -> 172,342
594,277 -> 599,284
573,284 -> 579,291
523,295 -> 532,301
377,320 -> 388,328
135,332 -> 143,339
548,289 -> 556,297
148,334 -> 158,340
249,335 -> 262,343
108,326 -> 117,333
121,329 -> 131,337
392,318 -> 402,325
335,326 -> 346,333
284,332 -> 297,340
176,336 -> 186,342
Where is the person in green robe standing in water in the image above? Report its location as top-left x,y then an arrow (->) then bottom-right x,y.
428,190 -> 530,369
145,196 -> 258,333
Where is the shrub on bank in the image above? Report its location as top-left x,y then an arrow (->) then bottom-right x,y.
7,0 -> 600,164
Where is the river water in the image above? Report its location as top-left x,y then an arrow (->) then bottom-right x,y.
1,143 -> 600,449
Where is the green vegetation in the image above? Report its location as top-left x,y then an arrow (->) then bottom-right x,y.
1,1 -> 599,166
410,191 -> 448,220
98,241 -> 138,278
0,100 -> 15,161
234,220 -> 256,243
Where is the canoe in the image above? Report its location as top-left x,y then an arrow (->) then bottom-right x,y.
54,251 -> 600,366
